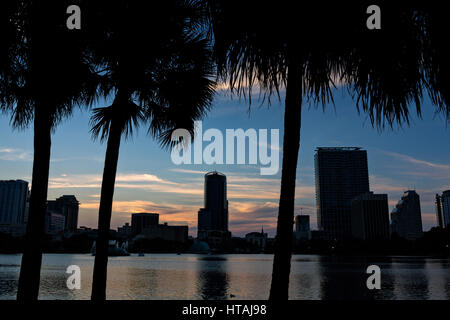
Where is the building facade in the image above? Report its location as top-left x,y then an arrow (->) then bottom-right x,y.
45,212 -> 66,235
391,190 -> 423,240
441,190 -> 450,228
435,193 -> 445,228
138,223 -> 188,242
0,180 -> 29,226
197,171 -> 230,241
315,147 -> 370,240
47,195 -> 79,232
294,215 -> 311,240
131,212 -> 159,235
245,228 -> 268,251
351,192 -> 390,240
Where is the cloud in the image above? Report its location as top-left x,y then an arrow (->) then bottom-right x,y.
169,168 -> 208,175
226,201 -> 317,236
0,148 -> 32,161
47,170 -> 315,202
115,174 -> 177,184
380,150 -> 450,180
383,150 -> 450,170
370,175 -> 407,193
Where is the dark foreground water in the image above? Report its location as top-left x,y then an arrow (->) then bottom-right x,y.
0,254 -> 449,300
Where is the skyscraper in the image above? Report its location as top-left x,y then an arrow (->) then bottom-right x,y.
351,192 -> 390,240
315,147 -> 370,240
435,193 -> 445,228
47,195 -> 79,232
197,171 -> 229,240
390,190 -> 423,240
441,190 -> 450,228
0,180 -> 29,225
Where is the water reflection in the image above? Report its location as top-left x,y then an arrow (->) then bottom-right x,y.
442,260 -> 450,299
390,257 -> 429,300
0,275 -> 17,299
196,256 -> 230,300
318,256 -> 381,300
290,255 -> 322,299
1,254 -> 450,300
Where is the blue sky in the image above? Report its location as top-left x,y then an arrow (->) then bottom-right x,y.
1,87 -> 449,237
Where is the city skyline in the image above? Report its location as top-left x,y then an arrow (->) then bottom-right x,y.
1,88 -> 450,237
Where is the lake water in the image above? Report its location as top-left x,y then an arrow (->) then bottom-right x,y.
0,254 -> 449,300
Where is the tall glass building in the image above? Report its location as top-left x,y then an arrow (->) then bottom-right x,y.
435,193 -> 445,228
314,147 -> 370,240
390,190 -> 423,240
442,190 -> 450,228
0,180 -> 29,225
197,171 -> 229,240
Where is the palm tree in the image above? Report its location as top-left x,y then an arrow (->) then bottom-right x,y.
0,1 -> 16,81
83,1 -> 215,300
421,5 -> 450,119
207,1 -> 448,300
0,0 -> 99,301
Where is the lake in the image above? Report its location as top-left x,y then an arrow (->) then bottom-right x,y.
1,254 -> 449,300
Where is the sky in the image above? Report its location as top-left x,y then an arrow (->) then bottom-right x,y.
1,86 -> 449,237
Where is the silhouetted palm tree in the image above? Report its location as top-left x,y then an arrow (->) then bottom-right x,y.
84,1 -> 215,300
0,1 -> 17,83
0,1 -> 99,301
207,1 -> 449,300
421,5 -> 450,119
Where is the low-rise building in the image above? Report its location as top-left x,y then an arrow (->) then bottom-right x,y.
118,222 -> 133,236
136,222 -> 188,242
245,228 -> 268,250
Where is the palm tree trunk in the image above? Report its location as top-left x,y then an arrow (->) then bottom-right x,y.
17,107 -> 52,301
91,113 -> 122,301
269,56 -> 302,300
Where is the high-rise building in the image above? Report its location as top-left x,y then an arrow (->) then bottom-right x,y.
197,171 -> 229,240
0,180 -> 29,225
390,190 -> 423,240
315,147 -> 370,240
294,215 -> 311,240
47,195 -> 79,232
435,194 -> 445,228
351,192 -> 390,240
441,190 -> 450,228
45,212 -> 66,235
131,212 -> 159,235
